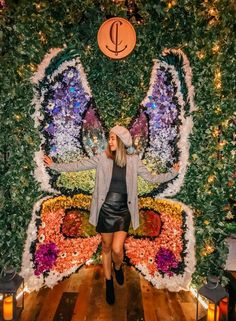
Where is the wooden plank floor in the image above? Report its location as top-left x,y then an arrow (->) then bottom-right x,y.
20,265 -> 206,321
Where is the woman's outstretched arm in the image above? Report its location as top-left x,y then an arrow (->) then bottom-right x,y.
137,158 -> 179,184
43,154 -> 100,172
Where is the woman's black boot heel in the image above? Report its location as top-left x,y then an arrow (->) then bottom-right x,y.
106,277 -> 115,305
114,264 -> 124,285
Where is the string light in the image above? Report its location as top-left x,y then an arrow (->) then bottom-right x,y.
221,119 -> 229,128
166,0 -> 177,9
207,6 -> 219,27
34,2 -> 47,11
14,114 -> 22,121
214,105 -> 222,114
218,140 -> 227,149
208,7 -> 219,17
38,31 -> 47,44
85,44 -> 92,56
205,244 -> 215,255
211,127 -> 220,138
196,50 -> 206,60
17,65 -> 25,78
214,67 -> 222,90
212,42 -> 220,54
28,63 -> 37,72
207,175 -> 216,183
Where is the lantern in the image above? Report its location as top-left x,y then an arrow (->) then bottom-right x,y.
196,276 -> 229,321
0,268 -> 24,321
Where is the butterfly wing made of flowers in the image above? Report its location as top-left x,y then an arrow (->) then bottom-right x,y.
129,48 -> 196,198
125,49 -> 196,290
31,48 -> 107,194
21,194 -> 101,291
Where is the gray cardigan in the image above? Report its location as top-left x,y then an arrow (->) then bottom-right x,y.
50,152 -> 178,230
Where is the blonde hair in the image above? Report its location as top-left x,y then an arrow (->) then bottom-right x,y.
106,136 -> 127,167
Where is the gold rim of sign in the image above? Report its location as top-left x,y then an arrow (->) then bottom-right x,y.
97,17 -> 136,59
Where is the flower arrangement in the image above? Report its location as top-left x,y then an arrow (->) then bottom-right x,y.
20,48 -> 196,292
32,49 -> 194,199
125,198 -> 195,290
34,242 -> 59,276
155,247 -> 179,277
21,195 -> 195,292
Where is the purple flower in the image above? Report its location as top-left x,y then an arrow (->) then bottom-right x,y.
45,123 -> 55,135
42,66 -> 91,158
34,242 -> 59,276
155,247 -> 179,277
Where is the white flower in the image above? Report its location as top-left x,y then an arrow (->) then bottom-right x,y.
148,257 -> 154,264
41,222 -> 46,228
60,253 -> 67,258
39,234 -> 45,243
67,70 -> 74,78
47,102 -> 55,110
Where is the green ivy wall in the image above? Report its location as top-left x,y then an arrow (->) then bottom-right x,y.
0,0 -> 235,286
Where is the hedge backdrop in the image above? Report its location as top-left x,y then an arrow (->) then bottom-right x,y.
0,0 -> 235,287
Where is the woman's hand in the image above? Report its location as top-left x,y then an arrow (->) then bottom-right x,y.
43,155 -> 53,167
172,163 -> 180,172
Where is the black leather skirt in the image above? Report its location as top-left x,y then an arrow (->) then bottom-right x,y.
96,192 -> 131,233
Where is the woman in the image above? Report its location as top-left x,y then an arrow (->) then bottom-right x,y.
44,125 -> 178,305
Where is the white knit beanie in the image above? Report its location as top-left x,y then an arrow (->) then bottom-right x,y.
110,125 -> 133,147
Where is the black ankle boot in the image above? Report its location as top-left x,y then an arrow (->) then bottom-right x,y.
106,277 -> 115,305
114,264 -> 124,285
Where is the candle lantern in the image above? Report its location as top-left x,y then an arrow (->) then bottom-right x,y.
196,275 -> 229,321
0,267 -> 24,321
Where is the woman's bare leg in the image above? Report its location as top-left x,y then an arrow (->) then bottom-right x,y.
101,233 -> 113,279
112,231 -> 127,269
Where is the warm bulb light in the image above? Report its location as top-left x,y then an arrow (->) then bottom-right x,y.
211,128 -> 220,137
14,114 -> 21,121
221,120 -> 229,127
35,3 -> 41,10
38,31 -> 47,44
214,106 -> 222,114
212,43 -> 220,54
3,296 -> 13,321
218,140 -> 227,149
214,68 -> 222,90
208,7 -> 218,17
207,175 -> 216,183
29,63 -> 37,72
207,303 -> 219,321
205,244 -> 215,254
197,50 -> 205,59
219,297 -> 228,316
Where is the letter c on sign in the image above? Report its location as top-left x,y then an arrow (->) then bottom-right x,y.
97,17 -> 136,59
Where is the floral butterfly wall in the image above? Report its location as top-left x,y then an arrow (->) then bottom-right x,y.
21,47 -> 196,292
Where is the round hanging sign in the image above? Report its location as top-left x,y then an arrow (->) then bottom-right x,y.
97,17 -> 136,59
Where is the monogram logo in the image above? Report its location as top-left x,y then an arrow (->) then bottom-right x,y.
106,20 -> 127,56
97,17 -> 136,60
